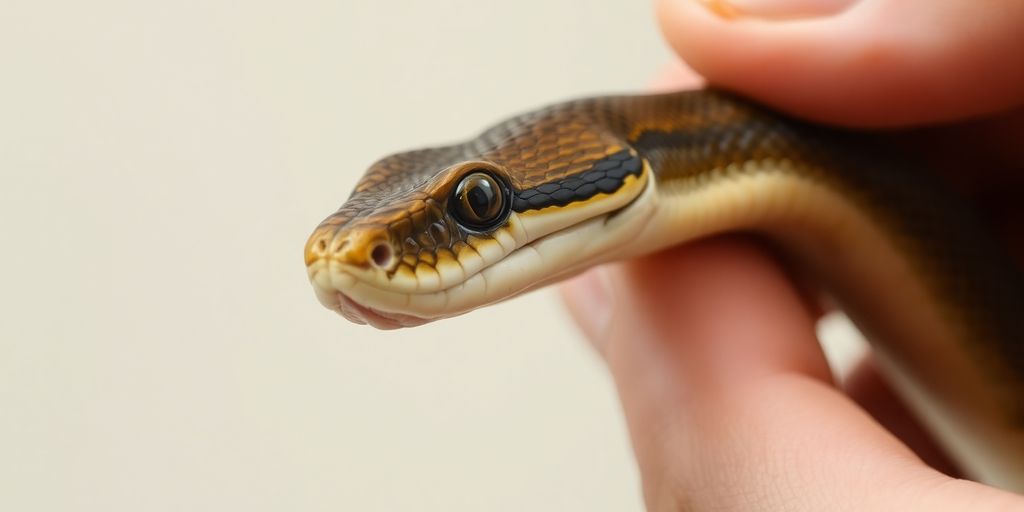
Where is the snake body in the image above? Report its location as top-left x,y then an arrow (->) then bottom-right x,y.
305,89 -> 1024,490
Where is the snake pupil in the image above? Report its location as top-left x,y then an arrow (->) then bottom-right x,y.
466,182 -> 495,217
452,171 -> 507,231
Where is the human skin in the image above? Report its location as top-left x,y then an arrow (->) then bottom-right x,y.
559,1 -> 1024,510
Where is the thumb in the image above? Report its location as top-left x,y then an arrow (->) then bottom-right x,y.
656,0 -> 1024,126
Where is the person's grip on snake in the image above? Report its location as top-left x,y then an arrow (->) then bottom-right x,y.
560,1 -> 1024,510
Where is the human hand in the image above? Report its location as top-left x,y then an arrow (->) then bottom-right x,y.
562,239 -> 1024,510
559,1 -> 1024,510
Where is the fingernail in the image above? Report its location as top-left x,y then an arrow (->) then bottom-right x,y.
559,269 -> 613,354
697,0 -> 856,19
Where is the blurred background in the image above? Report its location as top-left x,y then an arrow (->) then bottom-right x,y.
0,1 -> 864,510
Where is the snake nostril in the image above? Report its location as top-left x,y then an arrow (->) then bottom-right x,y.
305,230 -> 338,265
370,242 -> 394,269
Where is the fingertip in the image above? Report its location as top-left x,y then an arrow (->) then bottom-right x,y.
657,0 -> 896,125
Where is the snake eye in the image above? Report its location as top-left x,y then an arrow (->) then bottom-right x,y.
451,171 -> 509,231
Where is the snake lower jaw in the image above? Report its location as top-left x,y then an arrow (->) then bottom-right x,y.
308,261 -> 439,328
311,278 -> 430,329
336,291 -> 430,329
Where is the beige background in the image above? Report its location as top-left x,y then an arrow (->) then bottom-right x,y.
0,1 -> 864,510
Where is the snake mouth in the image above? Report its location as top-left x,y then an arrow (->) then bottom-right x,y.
336,292 -> 430,329
313,278 -> 430,329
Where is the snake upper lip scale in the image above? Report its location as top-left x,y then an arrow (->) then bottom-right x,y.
305,88 -> 1024,491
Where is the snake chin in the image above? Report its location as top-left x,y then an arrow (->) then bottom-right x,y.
321,285 -> 430,329
307,268 -> 427,328
338,292 -> 430,330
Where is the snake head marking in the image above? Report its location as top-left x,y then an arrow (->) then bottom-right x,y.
306,100 -> 654,328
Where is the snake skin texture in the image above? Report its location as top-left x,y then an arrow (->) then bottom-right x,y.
306,89 -> 1024,487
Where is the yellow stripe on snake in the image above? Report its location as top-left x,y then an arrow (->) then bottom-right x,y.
304,89 -> 1024,490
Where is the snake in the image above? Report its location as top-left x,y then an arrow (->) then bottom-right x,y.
304,89 -> 1024,491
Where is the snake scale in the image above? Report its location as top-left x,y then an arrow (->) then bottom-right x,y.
304,89 -> 1024,490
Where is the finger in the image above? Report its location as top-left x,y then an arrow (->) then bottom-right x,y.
656,0 -> 1024,126
605,236 -> 833,386
600,237 -> 902,510
562,236 -> 1022,510
843,355 -> 962,477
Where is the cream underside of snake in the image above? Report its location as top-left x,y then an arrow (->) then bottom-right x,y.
309,160 -> 1024,491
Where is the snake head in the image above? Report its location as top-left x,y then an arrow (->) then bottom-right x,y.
306,109 -> 655,328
